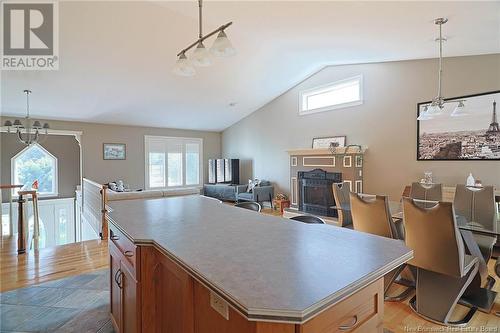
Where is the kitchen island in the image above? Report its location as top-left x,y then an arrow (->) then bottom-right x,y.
106,195 -> 412,333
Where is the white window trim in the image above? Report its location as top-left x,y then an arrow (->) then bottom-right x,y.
11,143 -> 59,198
299,75 -> 363,115
144,135 -> 204,190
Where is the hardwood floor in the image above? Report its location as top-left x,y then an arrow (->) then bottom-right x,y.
1,223 -> 499,332
0,236 -> 108,292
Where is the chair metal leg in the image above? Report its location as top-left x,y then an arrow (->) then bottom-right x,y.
384,264 -> 414,302
409,296 -> 477,327
410,265 -> 478,326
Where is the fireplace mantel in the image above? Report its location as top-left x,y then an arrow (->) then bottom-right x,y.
286,146 -> 368,156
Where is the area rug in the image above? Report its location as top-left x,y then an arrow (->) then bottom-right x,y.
0,269 -> 113,333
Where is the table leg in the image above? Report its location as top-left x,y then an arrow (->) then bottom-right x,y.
17,194 -> 26,254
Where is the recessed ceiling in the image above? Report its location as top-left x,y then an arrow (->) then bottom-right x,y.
1,1 -> 499,131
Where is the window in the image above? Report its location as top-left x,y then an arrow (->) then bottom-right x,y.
145,136 -> 203,189
11,143 -> 58,197
299,75 -> 363,115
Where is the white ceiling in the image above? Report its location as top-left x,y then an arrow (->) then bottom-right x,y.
1,1 -> 499,131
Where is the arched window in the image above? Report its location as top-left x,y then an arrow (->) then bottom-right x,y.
11,144 -> 58,196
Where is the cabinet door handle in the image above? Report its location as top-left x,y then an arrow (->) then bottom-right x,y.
110,235 -> 119,240
114,268 -> 121,285
116,269 -> 123,289
339,315 -> 358,331
124,250 -> 134,257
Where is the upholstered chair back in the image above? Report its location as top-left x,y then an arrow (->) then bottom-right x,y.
403,198 -> 465,277
350,193 -> 397,239
410,182 -> 443,202
454,185 -> 496,230
332,183 -> 353,227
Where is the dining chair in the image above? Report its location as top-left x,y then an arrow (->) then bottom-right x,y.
403,198 -> 479,326
350,193 -> 414,301
234,201 -> 262,212
453,185 -> 497,265
290,215 -> 325,224
409,182 -> 443,207
331,183 -> 353,228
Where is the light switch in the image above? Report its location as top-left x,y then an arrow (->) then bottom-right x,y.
210,292 -> 229,320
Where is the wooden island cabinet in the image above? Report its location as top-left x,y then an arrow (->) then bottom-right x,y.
107,196 -> 412,333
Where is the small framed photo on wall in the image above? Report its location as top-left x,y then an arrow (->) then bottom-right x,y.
312,136 -> 346,149
103,143 -> 126,160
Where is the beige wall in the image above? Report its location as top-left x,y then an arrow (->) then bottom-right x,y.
222,54 -> 500,200
1,133 -> 80,198
0,119 -> 221,190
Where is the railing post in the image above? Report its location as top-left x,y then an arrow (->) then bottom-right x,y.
17,193 -> 26,254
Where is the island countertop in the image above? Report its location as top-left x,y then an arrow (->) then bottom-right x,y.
107,195 -> 412,323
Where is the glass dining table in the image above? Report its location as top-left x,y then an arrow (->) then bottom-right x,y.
389,201 -> 500,237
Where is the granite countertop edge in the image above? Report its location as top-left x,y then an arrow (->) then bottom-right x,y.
107,214 -> 413,324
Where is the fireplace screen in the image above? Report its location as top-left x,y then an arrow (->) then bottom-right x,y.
303,186 -> 327,206
298,169 -> 342,218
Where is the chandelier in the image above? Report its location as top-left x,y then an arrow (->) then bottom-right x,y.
173,0 -> 235,77
3,90 -> 50,145
417,18 -> 468,121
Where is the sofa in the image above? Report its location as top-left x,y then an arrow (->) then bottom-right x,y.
235,181 -> 274,207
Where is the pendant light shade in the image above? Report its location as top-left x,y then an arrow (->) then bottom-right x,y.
426,99 -> 444,117
172,53 -> 196,77
192,42 -> 212,67
451,100 -> 468,117
417,105 -> 434,121
210,30 -> 236,57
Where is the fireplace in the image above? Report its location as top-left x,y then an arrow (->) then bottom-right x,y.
298,169 -> 342,217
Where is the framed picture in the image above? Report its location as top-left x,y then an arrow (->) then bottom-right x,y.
103,143 -> 126,160
312,136 -> 346,149
417,90 -> 500,160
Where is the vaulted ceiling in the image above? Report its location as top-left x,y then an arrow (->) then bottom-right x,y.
2,1 -> 499,131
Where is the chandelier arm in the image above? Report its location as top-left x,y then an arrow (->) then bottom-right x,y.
176,22 -> 233,57
17,130 -> 27,145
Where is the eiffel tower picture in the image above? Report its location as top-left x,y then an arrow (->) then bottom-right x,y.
487,101 -> 499,134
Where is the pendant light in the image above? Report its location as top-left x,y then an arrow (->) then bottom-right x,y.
418,18 -> 468,121
173,0 -> 235,76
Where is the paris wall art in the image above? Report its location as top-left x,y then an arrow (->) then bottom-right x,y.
417,90 -> 500,160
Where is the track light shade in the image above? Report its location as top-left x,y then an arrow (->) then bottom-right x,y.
173,53 -> 196,77
192,42 -> 212,67
210,31 -> 236,57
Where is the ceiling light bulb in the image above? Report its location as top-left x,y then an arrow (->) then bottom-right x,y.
172,53 -> 196,77
210,30 -> 236,57
192,42 -> 212,67
450,100 -> 469,117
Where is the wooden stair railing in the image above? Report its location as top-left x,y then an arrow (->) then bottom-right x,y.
0,184 -> 23,238
0,185 -> 40,254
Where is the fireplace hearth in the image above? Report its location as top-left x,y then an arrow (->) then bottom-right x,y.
298,169 -> 342,217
